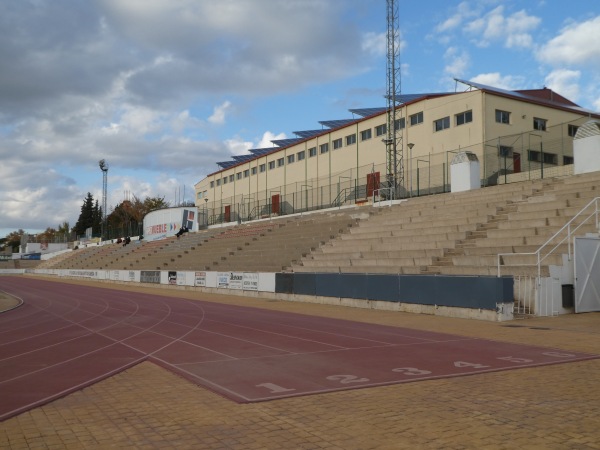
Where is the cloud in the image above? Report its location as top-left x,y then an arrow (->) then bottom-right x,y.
469,72 -> 526,90
208,101 -> 232,125
538,16 -> 600,67
463,6 -> 540,48
444,47 -> 470,77
544,69 -> 581,102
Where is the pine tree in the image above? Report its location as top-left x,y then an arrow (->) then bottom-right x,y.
73,193 -> 95,237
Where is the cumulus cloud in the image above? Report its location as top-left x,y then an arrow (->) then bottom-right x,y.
470,73 -> 526,90
544,70 -> 581,102
462,6 -> 540,48
444,47 -> 470,77
208,101 -> 232,125
537,16 -> 600,67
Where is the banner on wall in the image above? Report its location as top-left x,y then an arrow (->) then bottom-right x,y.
217,272 -> 229,288
140,270 -> 160,284
194,271 -> 206,287
243,273 -> 259,291
143,207 -> 199,242
228,272 -> 243,290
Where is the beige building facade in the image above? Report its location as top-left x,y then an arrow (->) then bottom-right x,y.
195,79 -> 599,225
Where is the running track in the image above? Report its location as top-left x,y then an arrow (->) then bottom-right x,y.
0,276 -> 598,422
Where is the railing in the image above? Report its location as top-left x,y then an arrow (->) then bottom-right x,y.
497,197 -> 600,279
331,188 -> 350,208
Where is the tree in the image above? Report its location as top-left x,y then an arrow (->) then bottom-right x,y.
3,229 -> 25,252
73,193 -> 99,237
143,196 -> 170,212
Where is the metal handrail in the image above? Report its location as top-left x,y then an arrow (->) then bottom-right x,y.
497,197 -> 600,278
331,188 -> 350,208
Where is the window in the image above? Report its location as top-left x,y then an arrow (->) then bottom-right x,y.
395,117 -> 406,130
533,117 -> 547,131
455,110 -> 473,126
277,157 -> 284,167
333,138 -> 343,149
410,112 -> 423,126
287,154 -> 295,164
568,124 -> 579,137
434,116 -> 450,132
216,179 -> 221,186
563,155 -> 574,165
236,172 -> 242,180
243,169 -> 249,178
223,176 -> 228,184
375,124 -> 386,136
203,190 -> 207,197
320,143 -> 329,154
495,109 -> 510,124
528,150 -> 557,165
259,163 -> 266,173
197,192 -> 202,199
251,167 -> 257,175
346,134 -> 356,145
297,150 -> 306,161
268,161 -> 275,170
210,181 -> 215,188
229,174 -> 234,182
360,128 -> 372,141
498,146 -> 513,158
309,147 -> 317,157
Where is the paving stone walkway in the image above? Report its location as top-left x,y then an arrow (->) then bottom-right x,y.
1,276 -> 599,449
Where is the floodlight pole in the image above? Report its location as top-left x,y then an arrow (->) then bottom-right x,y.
99,159 -> 109,240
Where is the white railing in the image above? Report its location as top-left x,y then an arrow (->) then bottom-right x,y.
497,197 -> 600,279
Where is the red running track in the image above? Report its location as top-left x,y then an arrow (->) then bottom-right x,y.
0,276 -> 598,421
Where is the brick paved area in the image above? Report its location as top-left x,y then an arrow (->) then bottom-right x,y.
1,276 -> 599,449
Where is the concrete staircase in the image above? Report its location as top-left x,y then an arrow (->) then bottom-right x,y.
293,172 -> 600,277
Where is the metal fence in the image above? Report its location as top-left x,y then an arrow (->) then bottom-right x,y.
202,118 -> 585,226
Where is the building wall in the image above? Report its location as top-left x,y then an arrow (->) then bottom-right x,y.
195,89 -> 588,219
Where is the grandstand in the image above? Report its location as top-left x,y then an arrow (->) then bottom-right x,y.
34,169 -> 600,319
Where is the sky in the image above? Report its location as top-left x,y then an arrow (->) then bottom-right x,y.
1,0 -> 599,239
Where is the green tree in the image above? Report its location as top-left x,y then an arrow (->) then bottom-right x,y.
3,229 -> 25,252
73,193 -> 97,237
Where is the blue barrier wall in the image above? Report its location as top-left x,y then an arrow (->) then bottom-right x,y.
275,273 -> 513,311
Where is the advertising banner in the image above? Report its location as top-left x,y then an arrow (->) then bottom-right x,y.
140,270 -> 161,284
228,272 -> 244,290
217,272 -> 229,288
243,273 -> 259,291
194,271 -> 206,287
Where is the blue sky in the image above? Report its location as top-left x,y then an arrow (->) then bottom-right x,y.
1,0 -> 599,238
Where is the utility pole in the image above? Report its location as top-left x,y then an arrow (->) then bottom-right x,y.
384,0 -> 403,199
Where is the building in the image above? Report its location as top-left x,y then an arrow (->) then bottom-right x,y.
194,79 -> 600,225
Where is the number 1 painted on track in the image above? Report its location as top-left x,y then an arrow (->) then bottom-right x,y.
256,383 -> 295,393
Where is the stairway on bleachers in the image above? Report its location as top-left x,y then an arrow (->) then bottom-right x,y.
293,171 -> 600,277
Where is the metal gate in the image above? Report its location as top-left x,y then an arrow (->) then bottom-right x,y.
575,237 -> 600,313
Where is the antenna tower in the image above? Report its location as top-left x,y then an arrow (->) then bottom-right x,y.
385,0 -> 403,198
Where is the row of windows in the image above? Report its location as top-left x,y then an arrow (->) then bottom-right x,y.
495,109 -> 559,133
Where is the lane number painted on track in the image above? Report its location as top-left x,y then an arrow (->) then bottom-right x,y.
326,375 -> 370,384
542,351 -> 575,358
453,361 -> 490,369
256,383 -> 295,393
392,367 -> 432,376
497,356 -> 533,363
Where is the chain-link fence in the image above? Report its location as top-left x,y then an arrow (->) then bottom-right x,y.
201,118 -> 586,226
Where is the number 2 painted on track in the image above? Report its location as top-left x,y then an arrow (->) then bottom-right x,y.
326,375 -> 369,384
392,367 -> 432,376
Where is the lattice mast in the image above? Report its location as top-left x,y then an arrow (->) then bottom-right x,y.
385,0 -> 403,197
